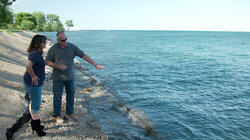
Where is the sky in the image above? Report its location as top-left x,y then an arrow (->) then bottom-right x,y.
11,0 -> 250,31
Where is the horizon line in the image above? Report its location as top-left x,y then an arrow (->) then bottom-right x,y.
68,29 -> 250,33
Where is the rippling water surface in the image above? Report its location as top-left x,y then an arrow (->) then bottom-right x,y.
43,31 -> 250,139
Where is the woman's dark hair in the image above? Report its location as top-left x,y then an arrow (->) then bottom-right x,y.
27,35 -> 46,54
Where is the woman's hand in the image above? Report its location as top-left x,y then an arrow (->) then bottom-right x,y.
26,60 -> 39,85
31,75 -> 39,86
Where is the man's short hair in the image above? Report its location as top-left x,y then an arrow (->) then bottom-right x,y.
56,31 -> 65,39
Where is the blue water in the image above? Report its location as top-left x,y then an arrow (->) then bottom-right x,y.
42,31 -> 250,139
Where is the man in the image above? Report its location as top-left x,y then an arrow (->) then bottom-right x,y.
45,31 -> 104,123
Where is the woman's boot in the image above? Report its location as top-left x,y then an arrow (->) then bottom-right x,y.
29,112 -> 44,129
31,119 -> 46,136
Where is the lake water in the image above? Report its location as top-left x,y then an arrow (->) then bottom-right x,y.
42,31 -> 250,139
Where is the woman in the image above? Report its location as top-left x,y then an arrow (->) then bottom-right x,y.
23,35 -> 47,136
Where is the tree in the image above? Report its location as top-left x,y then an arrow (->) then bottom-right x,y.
8,11 -> 65,31
0,0 -> 16,7
46,14 -> 59,24
33,11 -> 46,31
0,5 -> 13,27
43,22 -> 51,32
15,12 -> 37,30
65,20 -> 73,31
0,0 -> 15,28
51,21 -> 64,31
46,14 -> 64,31
20,20 -> 34,30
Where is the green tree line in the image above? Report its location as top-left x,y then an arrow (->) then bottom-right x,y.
1,0 -> 73,31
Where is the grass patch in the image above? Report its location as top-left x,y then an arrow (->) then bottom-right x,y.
0,28 -> 25,36
0,28 -> 24,32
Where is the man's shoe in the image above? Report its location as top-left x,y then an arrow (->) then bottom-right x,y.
55,116 -> 64,124
65,114 -> 77,121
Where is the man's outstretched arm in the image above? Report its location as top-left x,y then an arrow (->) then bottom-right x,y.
82,54 -> 105,70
